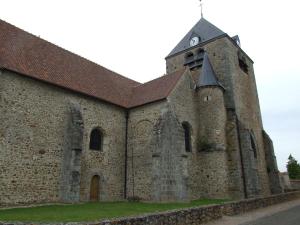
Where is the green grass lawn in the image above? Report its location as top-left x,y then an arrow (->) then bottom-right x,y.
0,199 -> 227,222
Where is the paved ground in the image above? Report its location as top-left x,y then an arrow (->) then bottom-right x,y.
242,204 -> 300,225
204,198 -> 300,225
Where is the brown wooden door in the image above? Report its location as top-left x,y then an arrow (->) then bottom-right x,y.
90,175 -> 100,201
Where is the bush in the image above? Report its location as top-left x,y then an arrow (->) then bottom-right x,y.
287,154 -> 300,179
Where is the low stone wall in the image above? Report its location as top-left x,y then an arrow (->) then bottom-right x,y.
290,180 -> 300,190
221,191 -> 300,216
1,191 -> 300,225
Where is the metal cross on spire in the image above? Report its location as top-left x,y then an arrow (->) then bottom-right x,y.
199,0 -> 204,18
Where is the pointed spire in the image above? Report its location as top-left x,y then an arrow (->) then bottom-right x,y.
197,52 -> 224,90
199,0 -> 204,18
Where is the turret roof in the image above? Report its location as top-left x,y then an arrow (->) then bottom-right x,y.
197,52 -> 223,89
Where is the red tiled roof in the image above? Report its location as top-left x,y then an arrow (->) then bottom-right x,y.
0,19 -> 185,108
128,69 -> 185,108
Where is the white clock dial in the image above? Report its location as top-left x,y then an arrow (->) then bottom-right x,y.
190,36 -> 200,47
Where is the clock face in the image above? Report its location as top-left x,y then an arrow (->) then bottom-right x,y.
190,36 -> 200,47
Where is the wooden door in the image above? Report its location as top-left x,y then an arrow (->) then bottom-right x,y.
90,175 -> 100,201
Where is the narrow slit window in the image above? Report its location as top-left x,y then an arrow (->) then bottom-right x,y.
182,122 -> 192,152
250,133 -> 257,158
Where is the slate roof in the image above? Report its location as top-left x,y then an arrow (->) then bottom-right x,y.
167,18 -> 225,58
197,52 -> 223,89
0,19 -> 185,108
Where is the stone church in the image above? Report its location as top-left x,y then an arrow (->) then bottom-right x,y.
0,16 -> 282,206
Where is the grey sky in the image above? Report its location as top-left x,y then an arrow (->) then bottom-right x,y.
1,0 -> 299,171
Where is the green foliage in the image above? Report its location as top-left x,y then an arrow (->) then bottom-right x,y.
287,154 -> 300,179
0,199 -> 228,222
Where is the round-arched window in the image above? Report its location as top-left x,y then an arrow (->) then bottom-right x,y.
89,128 -> 103,151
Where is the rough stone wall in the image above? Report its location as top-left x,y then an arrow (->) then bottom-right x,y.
263,130 -> 282,194
0,70 -> 126,206
166,71 -> 199,200
127,117 -> 154,200
166,38 -> 236,109
196,87 -> 229,199
197,88 -> 226,150
225,110 -> 245,199
290,180 -> 300,190
166,37 -> 272,198
79,101 -> 126,202
151,110 -> 188,201
127,102 -> 167,200
215,39 -> 270,196
60,102 -> 84,202
167,53 -> 237,199
166,71 -> 230,199
238,122 -> 261,198
279,172 -> 291,190
127,102 -> 188,202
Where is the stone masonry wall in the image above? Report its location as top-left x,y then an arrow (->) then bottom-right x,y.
167,71 -> 199,200
225,110 -> 245,199
217,39 -> 271,196
238,122 -> 261,198
167,71 -> 230,199
60,102 -> 84,202
263,130 -> 282,194
196,87 -> 230,199
151,110 -> 188,201
127,101 -> 168,200
166,37 -> 272,198
205,38 -> 269,198
127,101 -> 188,202
290,180 -> 300,190
0,70 -> 126,206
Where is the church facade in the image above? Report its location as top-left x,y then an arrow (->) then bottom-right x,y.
0,17 -> 282,206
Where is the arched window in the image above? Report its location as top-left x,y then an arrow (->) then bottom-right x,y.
250,133 -> 257,158
89,128 -> 102,151
182,122 -> 192,152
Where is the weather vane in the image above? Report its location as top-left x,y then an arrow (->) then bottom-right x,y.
199,0 -> 204,18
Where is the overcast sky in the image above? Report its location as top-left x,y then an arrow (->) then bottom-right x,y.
1,0 -> 299,171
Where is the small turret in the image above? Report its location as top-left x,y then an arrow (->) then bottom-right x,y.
197,52 -> 225,149
196,52 -> 229,199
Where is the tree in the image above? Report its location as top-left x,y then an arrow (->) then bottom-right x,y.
287,154 -> 300,179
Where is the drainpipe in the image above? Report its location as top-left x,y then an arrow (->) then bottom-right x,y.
235,114 -> 248,199
124,110 -> 129,199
